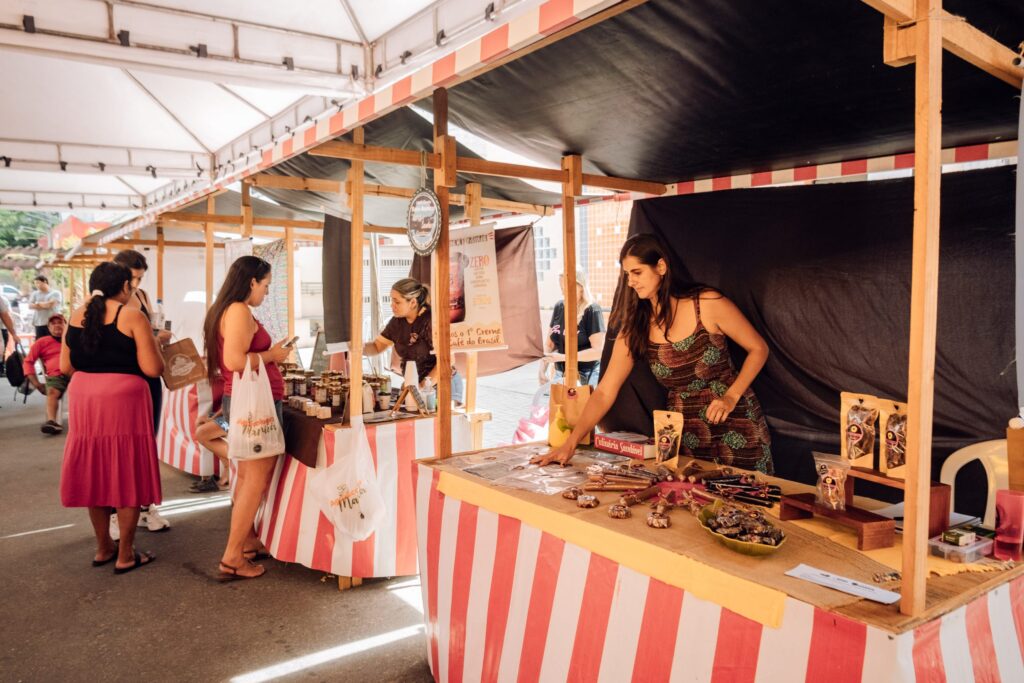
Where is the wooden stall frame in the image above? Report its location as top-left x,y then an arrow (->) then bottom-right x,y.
58,0 -> 1020,618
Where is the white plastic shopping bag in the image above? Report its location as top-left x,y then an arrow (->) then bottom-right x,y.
309,420 -> 387,541
227,356 -> 285,460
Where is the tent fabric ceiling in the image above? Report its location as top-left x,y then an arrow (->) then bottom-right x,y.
445,0 -> 1024,184
253,108 -> 563,225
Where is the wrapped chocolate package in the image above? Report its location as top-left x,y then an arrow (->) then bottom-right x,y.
814,452 -> 850,511
878,400 -> 908,479
840,392 -> 878,467
653,410 -> 684,463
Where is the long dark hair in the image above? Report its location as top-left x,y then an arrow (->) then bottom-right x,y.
609,233 -> 715,360
203,256 -> 271,382
82,262 -> 132,354
113,249 -> 148,271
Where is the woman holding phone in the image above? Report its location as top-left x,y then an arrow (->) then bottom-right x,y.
203,256 -> 290,580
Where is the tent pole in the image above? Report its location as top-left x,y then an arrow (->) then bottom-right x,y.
901,0 -> 943,618
561,155 -> 583,388
205,196 -> 215,310
285,226 -> 295,338
241,181 -> 254,238
79,267 -> 86,307
348,127 -> 365,424
434,88 -> 456,459
156,226 -> 165,301
464,182 -> 482,449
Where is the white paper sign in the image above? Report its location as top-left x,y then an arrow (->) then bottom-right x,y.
784,563 -> 900,604
446,223 -> 504,351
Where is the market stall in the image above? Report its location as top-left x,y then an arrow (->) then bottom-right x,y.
158,380 -> 219,477
414,450 -> 1024,682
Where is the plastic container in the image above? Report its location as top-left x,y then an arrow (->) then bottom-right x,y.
928,536 -> 993,564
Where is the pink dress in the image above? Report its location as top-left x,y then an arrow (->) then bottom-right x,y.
60,307 -> 162,507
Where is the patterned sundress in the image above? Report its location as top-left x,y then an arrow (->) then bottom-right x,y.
646,297 -> 774,474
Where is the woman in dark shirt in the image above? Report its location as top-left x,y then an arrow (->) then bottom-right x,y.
543,269 -> 606,387
364,278 -> 464,405
59,262 -> 165,573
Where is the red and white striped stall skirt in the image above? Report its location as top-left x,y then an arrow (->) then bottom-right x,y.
414,465 -> 1024,683
157,381 -> 221,477
257,418 -> 436,578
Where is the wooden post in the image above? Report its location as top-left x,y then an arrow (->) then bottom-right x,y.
241,181 -> 254,238
901,0 -> 943,617
156,225 -> 165,301
79,267 -> 87,307
285,226 -> 296,338
464,182 -> 483,448
561,155 -> 583,387
205,196 -> 215,309
434,88 -> 455,459
348,127 -> 365,423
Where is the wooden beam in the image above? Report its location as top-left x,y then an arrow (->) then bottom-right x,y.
310,140 -> 440,169
348,127 -> 365,423
434,88 -> 453,459
581,173 -> 666,196
901,0 -> 943,618
872,1 -> 1023,87
456,156 -> 567,184
464,182 -> 482,449
162,212 -> 240,224
241,181 -> 253,238
205,196 -> 215,310
156,226 -> 164,301
251,174 -> 342,193
105,239 -> 225,249
561,155 -> 582,388
253,217 -> 323,229
941,12 -> 1023,87
285,226 -> 295,338
353,181 -> 554,216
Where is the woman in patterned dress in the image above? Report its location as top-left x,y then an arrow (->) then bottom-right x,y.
532,233 -> 773,473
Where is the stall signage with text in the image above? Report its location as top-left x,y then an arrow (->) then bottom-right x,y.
447,223 -> 504,351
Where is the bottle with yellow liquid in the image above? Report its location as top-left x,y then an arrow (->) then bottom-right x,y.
548,404 -> 571,448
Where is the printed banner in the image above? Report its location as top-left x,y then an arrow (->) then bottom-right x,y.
447,223 -> 504,351
253,239 -> 288,342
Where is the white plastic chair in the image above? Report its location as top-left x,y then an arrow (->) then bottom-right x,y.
939,439 -> 1008,527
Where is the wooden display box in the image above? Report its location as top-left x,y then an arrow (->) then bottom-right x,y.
780,467 -> 950,551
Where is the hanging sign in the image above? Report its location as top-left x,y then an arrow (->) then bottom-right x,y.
447,223 -> 504,351
406,188 -> 442,256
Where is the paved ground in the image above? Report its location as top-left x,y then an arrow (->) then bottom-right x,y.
0,391 -> 433,683
0,363 -> 544,682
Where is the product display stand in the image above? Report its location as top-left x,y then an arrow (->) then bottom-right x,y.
779,467 -> 951,550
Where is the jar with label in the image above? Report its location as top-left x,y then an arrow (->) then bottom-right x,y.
315,381 -> 327,405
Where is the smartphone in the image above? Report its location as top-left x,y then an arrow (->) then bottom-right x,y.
282,336 -> 300,349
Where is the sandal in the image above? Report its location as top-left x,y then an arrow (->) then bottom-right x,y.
243,548 -> 271,561
114,551 -> 156,575
218,560 -> 265,582
188,478 -> 220,493
92,549 -> 118,567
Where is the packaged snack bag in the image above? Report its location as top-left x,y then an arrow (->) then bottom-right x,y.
879,400 -> 908,478
840,392 -> 878,467
814,452 -> 851,511
653,410 -> 684,463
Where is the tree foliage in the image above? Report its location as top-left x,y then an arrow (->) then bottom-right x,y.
0,210 -> 60,248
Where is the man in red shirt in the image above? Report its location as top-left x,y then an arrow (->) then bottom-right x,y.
24,313 -> 68,434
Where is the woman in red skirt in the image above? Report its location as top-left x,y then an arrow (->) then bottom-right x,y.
60,262 -> 165,573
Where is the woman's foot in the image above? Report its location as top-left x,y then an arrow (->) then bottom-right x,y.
216,478 -> 230,491
218,559 -> 265,581
92,540 -> 118,567
114,551 -> 155,574
242,543 -> 271,561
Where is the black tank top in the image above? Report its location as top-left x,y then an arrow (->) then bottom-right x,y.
67,305 -> 144,375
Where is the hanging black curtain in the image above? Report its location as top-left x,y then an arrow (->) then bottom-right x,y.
601,166 -> 1016,513
322,214 -> 352,344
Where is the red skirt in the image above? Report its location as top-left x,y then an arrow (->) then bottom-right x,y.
60,372 -> 162,508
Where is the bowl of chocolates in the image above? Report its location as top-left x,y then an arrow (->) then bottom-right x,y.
697,499 -> 786,556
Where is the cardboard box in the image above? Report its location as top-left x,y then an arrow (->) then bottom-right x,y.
594,431 -> 655,460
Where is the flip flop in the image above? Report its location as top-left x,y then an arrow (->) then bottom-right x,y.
218,560 -> 265,582
114,551 -> 155,575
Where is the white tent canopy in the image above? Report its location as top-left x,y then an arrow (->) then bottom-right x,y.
0,0 -> 542,216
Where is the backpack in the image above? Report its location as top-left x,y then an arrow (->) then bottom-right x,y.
5,345 -> 27,389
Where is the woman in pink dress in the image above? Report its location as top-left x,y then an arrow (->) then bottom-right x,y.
203,256 -> 289,581
60,262 -> 165,573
